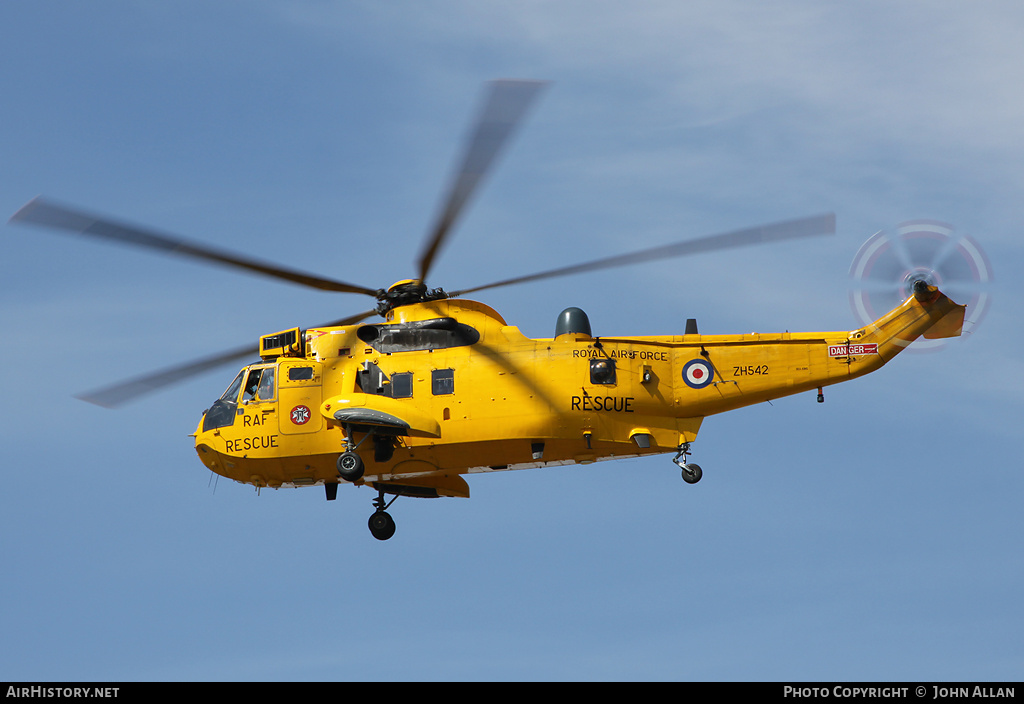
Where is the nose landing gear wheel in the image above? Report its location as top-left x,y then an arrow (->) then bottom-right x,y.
367,486 -> 399,540
368,510 -> 396,541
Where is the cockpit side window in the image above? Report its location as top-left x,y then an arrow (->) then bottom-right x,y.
242,369 -> 263,403
256,366 -> 275,401
205,369 -> 248,432
220,370 -> 245,402
204,364 -> 276,433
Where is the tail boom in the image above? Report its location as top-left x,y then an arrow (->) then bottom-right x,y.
673,285 -> 965,418
851,282 -> 966,363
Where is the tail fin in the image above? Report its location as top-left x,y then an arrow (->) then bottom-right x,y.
858,281 -> 966,357
919,286 -> 967,340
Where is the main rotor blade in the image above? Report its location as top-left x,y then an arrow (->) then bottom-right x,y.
312,309 -> 379,329
450,213 -> 836,297
77,308 -> 378,408
77,344 -> 260,409
417,79 -> 548,284
10,197 -> 380,296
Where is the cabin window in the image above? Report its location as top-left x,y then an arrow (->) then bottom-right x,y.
590,358 -> 616,385
432,368 -> 455,395
288,366 -> 314,381
390,372 -> 413,399
357,362 -> 414,399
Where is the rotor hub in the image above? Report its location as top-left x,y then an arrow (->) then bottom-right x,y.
376,279 -> 449,315
901,267 -> 940,298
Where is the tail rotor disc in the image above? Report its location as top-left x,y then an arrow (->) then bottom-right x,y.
848,220 -> 993,351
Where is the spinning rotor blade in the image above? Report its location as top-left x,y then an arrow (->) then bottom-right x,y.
313,309 -> 379,329
11,197 -> 379,296
848,221 -> 993,349
451,213 -> 836,297
417,79 -> 548,284
77,344 -> 261,409
78,309 -> 377,408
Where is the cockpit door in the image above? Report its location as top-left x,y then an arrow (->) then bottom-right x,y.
278,360 -> 324,434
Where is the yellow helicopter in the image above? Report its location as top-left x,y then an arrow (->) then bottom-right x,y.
10,80 -> 966,540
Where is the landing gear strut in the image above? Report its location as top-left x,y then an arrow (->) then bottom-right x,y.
336,423 -> 370,482
368,487 -> 398,541
673,442 -> 703,484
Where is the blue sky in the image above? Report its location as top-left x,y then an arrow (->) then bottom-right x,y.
1,1 -> 1021,681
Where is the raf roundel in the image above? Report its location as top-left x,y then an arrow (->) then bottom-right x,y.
290,405 -> 311,425
682,358 -> 714,389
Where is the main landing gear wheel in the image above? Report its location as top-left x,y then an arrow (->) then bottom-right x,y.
368,511 -> 396,541
337,451 -> 364,482
673,443 -> 702,484
680,463 -> 703,484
